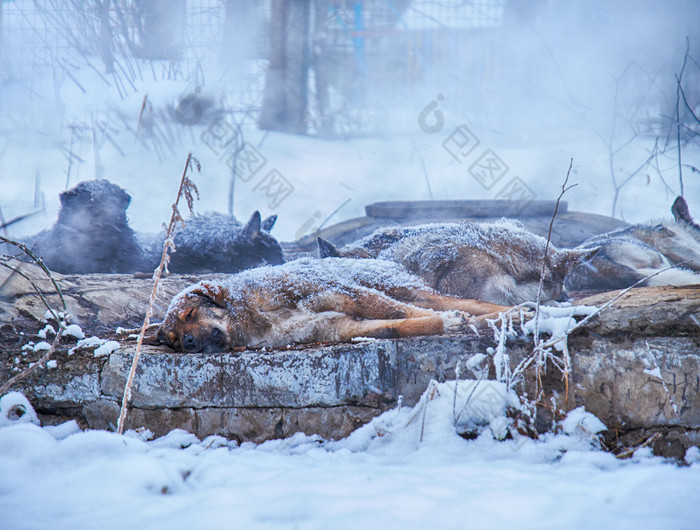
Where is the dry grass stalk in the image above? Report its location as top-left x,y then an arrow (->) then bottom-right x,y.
532,158 -> 576,401
0,327 -> 65,396
0,236 -> 67,310
136,94 -> 150,137
116,153 -> 200,434
615,432 -> 661,460
509,259 -> 694,392
0,244 -> 67,395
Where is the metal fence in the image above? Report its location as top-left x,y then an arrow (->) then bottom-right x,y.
1,0 -> 507,135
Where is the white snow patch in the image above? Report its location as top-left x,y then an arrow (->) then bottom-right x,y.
561,407 -> 607,436
63,324 -> 85,340
0,387 -> 697,529
523,305 -> 598,351
94,340 -> 120,357
0,392 -> 40,427
69,336 -> 107,355
32,341 -> 51,352
685,446 -> 700,465
643,367 -> 662,379
44,420 -> 81,440
37,324 -> 56,339
45,360 -> 58,369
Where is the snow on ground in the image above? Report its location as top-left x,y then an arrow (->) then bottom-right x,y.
1,386 -> 699,530
2,7 -> 699,528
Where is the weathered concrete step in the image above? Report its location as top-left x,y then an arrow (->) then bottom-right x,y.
12,332 -> 699,449
3,286 -> 699,457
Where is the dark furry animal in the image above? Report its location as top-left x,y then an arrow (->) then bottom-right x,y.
21,179 -> 283,275
157,257 -> 512,352
24,179 -> 144,274
564,197 -> 700,292
141,211 -> 284,273
318,219 -> 598,305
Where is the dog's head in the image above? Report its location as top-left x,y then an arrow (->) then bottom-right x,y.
550,247 -> 602,299
58,179 -> 132,229
235,211 -> 285,268
157,282 -> 233,353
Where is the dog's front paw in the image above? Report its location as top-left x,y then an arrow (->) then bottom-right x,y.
440,310 -> 469,333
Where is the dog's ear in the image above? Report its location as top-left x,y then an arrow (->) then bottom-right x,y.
242,211 -> 262,241
551,247 -> 601,275
672,196 -> 694,225
317,237 -> 341,258
187,281 -> 228,308
261,214 -> 277,232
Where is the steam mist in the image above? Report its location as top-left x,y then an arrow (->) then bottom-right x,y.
0,0 -> 698,241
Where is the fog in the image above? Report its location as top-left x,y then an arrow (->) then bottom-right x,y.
0,0 -> 698,241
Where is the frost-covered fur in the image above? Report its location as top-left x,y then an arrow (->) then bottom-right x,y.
24,179 -> 145,273
565,199 -> 700,292
22,179 -> 282,274
157,257 -> 512,352
141,211 -> 283,273
319,220 -> 597,305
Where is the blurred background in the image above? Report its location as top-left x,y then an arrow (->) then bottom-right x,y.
0,0 -> 698,241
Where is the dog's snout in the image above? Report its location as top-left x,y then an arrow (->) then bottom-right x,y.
182,334 -> 198,352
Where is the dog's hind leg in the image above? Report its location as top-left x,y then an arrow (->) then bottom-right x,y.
309,292 -> 439,320
396,289 -> 512,316
335,312 -> 467,341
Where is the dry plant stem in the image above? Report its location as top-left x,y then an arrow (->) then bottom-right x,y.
510,260 -> 694,388
0,327 -> 64,395
615,433 -> 661,460
0,261 -> 61,323
532,158 -> 575,398
0,236 -> 67,312
533,158 -> 575,345
136,94 -> 148,136
675,38 -> 689,197
0,253 -> 67,394
117,153 -> 197,434
115,323 -> 160,336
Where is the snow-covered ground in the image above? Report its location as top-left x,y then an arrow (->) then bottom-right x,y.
1,386 -> 699,530
2,3 -> 699,528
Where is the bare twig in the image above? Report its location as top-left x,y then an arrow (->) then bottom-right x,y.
0,327 -> 65,396
615,433 -> 661,460
533,158 -> 575,345
136,94 -> 149,136
0,249 -> 68,394
542,259 -> 693,350
116,153 -> 200,434
531,159 -> 576,398
510,259 -> 694,388
675,38 -> 690,197
0,236 -> 66,313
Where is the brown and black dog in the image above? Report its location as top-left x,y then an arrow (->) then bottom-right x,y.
318,219 -> 599,305
157,257 -> 513,352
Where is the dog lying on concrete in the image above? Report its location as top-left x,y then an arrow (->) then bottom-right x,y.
140,211 -> 284,273
564,196 -> 700,292
318,219 -> 599,305
156,257 -> 513,352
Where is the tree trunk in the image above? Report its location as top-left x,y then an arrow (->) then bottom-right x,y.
134,0 -> 187,60
259,0 -> 311,134
96,0 -> 115,74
